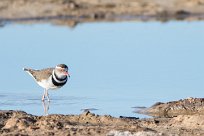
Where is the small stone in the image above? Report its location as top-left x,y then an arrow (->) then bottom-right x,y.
69,2 -> 76,9
3,118 -> 19,129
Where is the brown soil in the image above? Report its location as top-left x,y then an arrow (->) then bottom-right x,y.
136,97 -> 204,117
1,97 -> 204,136
0,0 -> 204,27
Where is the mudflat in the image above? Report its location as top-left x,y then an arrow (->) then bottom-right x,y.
1,98 -> 204,136
0,0 -> 204,27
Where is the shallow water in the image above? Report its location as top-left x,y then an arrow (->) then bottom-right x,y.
0,21 -> 204,118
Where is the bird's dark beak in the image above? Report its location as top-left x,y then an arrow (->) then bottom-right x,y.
64,71 -> 70,78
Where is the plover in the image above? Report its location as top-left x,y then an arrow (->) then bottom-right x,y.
23,64 -> 70,101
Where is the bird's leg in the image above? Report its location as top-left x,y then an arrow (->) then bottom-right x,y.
42,89 -> 46,101
45,89 -> 50,102
42,100 -> 50,116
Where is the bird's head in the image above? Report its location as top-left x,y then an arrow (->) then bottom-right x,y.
54,64 -> 70,79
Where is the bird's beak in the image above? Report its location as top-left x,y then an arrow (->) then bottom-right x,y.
64,71 -> 70,78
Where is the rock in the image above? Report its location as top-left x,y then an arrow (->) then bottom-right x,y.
170,115 -> 204,128
136,98 -> 204,117
3,118 -> 19,129
107,130 -> 159,136
3,116 -> 34,130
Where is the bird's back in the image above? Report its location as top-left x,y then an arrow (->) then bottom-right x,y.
23,68 -> 54,82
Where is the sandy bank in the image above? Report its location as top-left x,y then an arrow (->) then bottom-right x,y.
1,98 -> 204,136
0,0 -> 204,27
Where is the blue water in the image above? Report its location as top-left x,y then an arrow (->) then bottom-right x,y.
0,21 -> 204,118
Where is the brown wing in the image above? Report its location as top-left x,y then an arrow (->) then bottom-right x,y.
24,68 -> 54,82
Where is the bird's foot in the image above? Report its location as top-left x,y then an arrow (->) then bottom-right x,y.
42,95 -> 45,101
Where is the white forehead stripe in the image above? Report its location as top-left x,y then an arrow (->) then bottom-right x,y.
56,66 -> 68,70
56,66 -> 64,69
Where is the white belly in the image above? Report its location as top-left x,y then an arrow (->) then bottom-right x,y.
37,77 -> 58,90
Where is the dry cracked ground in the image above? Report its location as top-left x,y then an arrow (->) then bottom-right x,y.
1,98 -> 204,136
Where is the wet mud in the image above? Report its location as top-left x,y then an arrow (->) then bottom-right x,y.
0,0 -> 204,27
1,97 -> 204,135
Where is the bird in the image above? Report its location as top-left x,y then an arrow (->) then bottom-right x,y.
23,64 -> 70,101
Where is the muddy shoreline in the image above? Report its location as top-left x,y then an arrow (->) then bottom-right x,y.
1,98 -> 204,136
1,0 -> 204,27
1,1 -> 204,135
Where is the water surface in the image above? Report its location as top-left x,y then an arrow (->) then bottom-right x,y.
0,21 -> 204,117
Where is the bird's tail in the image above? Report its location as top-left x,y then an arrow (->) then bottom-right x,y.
23,68 -> 30,71
23,68 -> 36,79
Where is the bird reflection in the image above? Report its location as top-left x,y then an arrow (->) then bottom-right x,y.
42,100 -> 50,115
